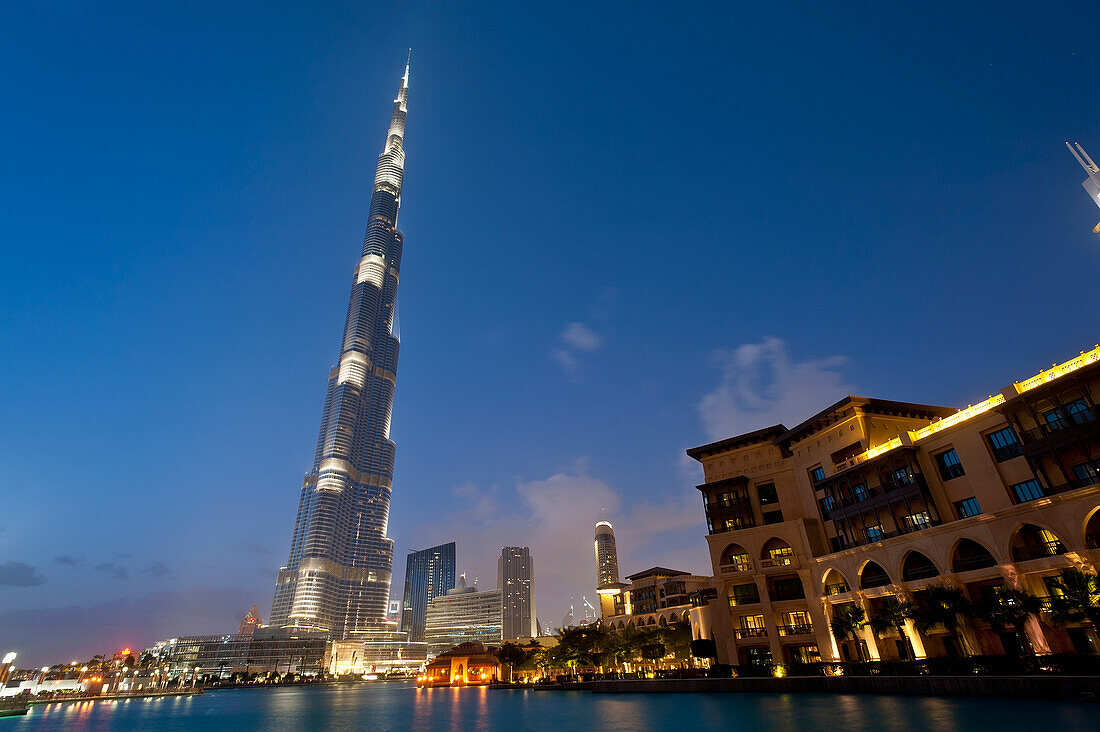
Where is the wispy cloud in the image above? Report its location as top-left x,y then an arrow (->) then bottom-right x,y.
561,322 -> 601,352
698,336 -> 855,441
402,460 -> 707,630
53,555 -> 85,567
93,562 -> 129,580
550,288 -> 618,378
144,562 -> 171,578
0,561 -> 45,587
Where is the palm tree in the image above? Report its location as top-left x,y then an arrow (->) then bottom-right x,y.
977,586 -> 1043,655
830,604 -> 867,661
912,583 -> 973,657
495,642 -> 526,683
1049,568 -> 1100,630
868,597 -> 915,659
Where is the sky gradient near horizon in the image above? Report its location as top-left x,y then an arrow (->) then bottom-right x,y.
2,1 -> 1099,665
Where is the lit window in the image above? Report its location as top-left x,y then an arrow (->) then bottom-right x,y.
810,467 -> 825,484
866,525 -> 885,541
904,511 -> 931,531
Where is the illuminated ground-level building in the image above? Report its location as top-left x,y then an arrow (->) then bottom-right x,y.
686,346 -> 1100,667
417,642 -> 500,687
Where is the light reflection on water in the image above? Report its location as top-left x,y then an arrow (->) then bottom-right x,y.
8,682 -> 1095,732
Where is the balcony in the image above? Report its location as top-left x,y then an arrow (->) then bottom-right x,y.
1011,540 -> 1067,562
761,556 -> 797,570
734,628 -> 768,640
1019,412 -> 1100,451
777,624 -> 814,636
720,561 -> 754,575
824,582 -> 850,596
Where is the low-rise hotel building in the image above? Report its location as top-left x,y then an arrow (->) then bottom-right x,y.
424,576 -> 502,656
602,567 -> 712,630
686,346 -> 1100,667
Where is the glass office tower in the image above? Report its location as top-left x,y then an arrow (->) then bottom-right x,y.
270,58 -> 411,639
400,542 -> 457,643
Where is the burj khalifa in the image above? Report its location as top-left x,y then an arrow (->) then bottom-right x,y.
270,57 -> 411,638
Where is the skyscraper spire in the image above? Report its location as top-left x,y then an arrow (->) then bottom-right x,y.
1067,141 -> 1100,233
270,58 -> 413,639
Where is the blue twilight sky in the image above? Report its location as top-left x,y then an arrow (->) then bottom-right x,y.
2,1 -> 1099,665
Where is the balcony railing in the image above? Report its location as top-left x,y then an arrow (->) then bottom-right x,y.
720,561 -> 753,575
1011,540 -> 1067,562
734,628 -> 768,639
1021,409 -> 1098,444
824,582 -> 850,596
901,564 -> 940,581
1037,596 -> 1055,613
728,594 -> 761,607
952,554 -> 998,572
777,624 -> 814,636
761,556 -> 796,569
992,443 -> 1024,462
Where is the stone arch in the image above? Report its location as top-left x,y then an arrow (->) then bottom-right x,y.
1084,505 -> 1100,549
658,615 -> 668,626
821,568 -> 851,595
1009,522 -> 1067,562
646,617 -> 656,626
682,609 -> 691,622
761,537 -> 795,566
950,538 -> 997,573
859,560 -> 891,589
901,550 -> 940,582
720,542 -> 752,568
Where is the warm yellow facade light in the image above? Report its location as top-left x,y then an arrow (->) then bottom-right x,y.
842,345 -> 1100,468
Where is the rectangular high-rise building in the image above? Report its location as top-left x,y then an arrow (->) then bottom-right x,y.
400,542 -> 456,643
497,546 -> 535,640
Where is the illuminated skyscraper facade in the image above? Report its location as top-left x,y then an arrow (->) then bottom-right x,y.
594,521 -> 620,589
270,58 -> 411,639
498,546 -> 535,640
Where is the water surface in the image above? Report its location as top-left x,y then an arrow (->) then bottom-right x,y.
10,681 -> 1095,731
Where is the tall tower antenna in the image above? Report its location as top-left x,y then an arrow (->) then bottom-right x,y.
1067,141 -> 1100,234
